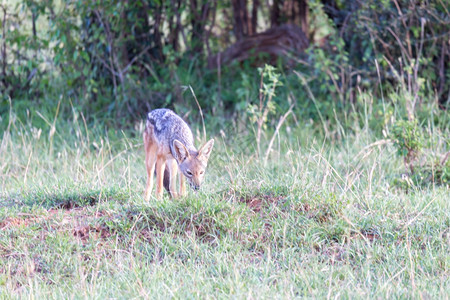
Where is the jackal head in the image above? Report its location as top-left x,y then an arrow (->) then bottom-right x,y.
173,139 -> 214,191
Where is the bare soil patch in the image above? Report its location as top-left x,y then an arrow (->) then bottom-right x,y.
239,193 -> 286,212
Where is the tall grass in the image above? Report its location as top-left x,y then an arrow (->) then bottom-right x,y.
0,94 -> 449,298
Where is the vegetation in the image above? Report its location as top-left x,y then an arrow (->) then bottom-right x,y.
1,100 -> 449,297
0,0 -> 449,298
1,0 -> 448,123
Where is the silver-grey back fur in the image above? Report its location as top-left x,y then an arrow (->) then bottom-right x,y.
147,109 -> 196,155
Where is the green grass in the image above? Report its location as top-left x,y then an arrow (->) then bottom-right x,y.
0,106 -> 449,298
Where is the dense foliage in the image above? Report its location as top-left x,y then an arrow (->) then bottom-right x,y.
0,0 -> 448,129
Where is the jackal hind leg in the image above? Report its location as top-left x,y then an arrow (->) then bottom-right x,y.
167,159 -> 179,198
155,156 -> 166,199
144,130 -> 157,201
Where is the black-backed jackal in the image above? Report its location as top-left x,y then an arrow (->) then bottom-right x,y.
143,109 -> 214,200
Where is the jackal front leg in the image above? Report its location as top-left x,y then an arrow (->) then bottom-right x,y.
155,157 -> 166,199
179,170 -> 186,197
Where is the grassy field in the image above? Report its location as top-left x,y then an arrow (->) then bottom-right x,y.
0,104 -> 449,298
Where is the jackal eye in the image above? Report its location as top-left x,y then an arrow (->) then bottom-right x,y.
186,170 -> 193,177
200,171 -> 204,175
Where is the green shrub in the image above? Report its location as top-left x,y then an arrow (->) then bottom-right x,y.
390,119 -> 423,173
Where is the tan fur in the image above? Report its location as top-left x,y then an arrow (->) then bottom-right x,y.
143,109 -> 214,200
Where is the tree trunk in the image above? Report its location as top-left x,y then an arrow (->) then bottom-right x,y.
231,0 -> 249,40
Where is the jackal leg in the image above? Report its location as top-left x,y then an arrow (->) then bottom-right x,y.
167,159 -> 179,198
144,131 -> 157,201
155,157 -> 166,199
179,171 -> 186,196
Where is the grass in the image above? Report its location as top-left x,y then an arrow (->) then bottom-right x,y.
0,105 -> 449,298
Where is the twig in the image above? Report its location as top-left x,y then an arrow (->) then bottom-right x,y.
121,45 -> 151,74
354,139 -> 392,161
392,0 -> 412,57
379,267 -> 407,293
402,197 -> 437,230
375,59 -> 388,131
264,104 -> 293,165
387,27 -> 412,61
23,149 -> 32,186
440,151 -> 450,166
187,85 -> 206,142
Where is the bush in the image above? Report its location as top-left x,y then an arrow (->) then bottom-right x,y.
391,119 -> 423,173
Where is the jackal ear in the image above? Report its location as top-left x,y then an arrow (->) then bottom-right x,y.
198,139 -> 214,162
173,140 -> 190,163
